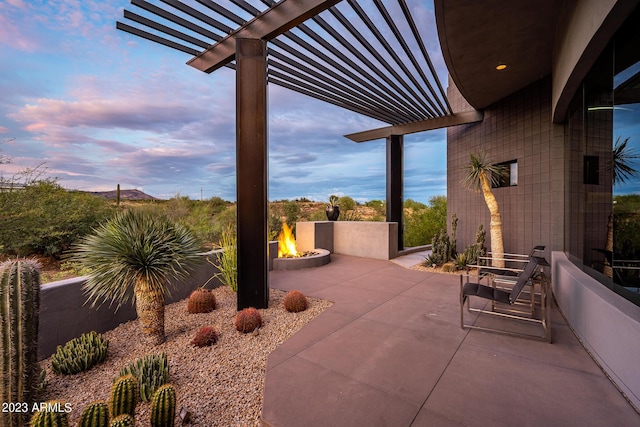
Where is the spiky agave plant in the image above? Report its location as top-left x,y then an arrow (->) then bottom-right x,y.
74,210 -> 202,345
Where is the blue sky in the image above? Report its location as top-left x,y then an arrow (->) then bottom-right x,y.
0,0 -> 448,203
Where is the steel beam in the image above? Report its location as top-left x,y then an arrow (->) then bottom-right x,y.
386,135 -> 404,251
236,38 -> 268,310
344,110 -> 485,143
188,0 -> 341,73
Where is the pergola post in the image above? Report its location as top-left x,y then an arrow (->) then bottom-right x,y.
236,37 -> 268,310
386,134 -> 404,251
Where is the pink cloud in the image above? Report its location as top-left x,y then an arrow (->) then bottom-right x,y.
0,126 -> 8,133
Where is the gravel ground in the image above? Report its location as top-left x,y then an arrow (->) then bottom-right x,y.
40,286 -> 332,426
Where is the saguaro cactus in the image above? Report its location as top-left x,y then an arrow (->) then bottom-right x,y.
109,375 -> 138,419
0,259 -> 41,427
150,384 -> 177,427
78,401 -> 109,427
109,414 -> 134,427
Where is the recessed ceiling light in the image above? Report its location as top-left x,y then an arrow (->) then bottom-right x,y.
496,64 -> 507,70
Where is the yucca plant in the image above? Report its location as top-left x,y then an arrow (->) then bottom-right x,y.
74,210 -> 202,344
462,151 -> 507,268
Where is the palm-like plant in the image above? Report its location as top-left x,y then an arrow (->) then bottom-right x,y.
603,137 -> 639,277
462,151 -> 506,268
74,210 -> 202,344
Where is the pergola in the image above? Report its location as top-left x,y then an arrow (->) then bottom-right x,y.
116,0 -> 482,309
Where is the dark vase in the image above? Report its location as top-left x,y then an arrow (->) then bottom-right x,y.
325,205 -> 340,221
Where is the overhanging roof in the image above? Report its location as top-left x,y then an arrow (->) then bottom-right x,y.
434,0 -> 556,109
116,0 -> 459,129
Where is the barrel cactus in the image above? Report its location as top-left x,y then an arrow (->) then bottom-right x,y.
283,290 -> 308,313
119,353 -> 169,402
186,288 -> 216,313
29,401 -> 69,427
191,326 -> 218,347
51,331 -> 109,375
0,259 -> 41,427
109,414 -> 134,427
234,307 -> 263,333
109,375 -> 138,419
150,384 -> 176,427
78,401 -> 109,427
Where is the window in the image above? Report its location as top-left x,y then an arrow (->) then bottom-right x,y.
492,160 -> 518,187
583,155 -> 599,185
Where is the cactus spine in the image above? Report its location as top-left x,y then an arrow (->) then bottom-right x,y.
109,414 -> 134,427
29,401 -> 69,427
109,375 -> 138,419
150,384 -> 176,427
0,259 -> 41,427
78,401 -> 109,427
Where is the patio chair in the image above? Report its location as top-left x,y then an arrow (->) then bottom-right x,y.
460,256 -> 552,342
477,245 -> 547,278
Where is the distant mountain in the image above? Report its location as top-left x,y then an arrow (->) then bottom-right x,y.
87,189 -> 157,201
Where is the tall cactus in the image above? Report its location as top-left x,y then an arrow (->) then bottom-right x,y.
150,384 -> 176,427
29,401 -> 70,427
78,401 -> 109,427
0,259 -> 41,427
109,375 -> 138,419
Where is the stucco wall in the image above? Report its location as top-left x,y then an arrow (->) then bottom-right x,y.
552,251 -> 640,410
296,221 -> 399,260
39,252 -> 221,360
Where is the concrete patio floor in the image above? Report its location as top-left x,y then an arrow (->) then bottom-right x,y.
262,254 -> 640,427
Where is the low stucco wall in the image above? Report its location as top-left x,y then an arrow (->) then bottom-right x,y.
296,221 -> 399,260
39,252 -> 221,360
552,251 -> 640,410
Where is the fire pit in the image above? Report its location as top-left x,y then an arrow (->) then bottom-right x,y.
273,223 -> 331,271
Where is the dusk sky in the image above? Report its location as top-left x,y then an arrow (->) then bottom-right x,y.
0,0 -> 448,203
3,1 -> 637,204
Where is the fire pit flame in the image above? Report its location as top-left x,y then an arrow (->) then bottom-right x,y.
278,223 -> 298,258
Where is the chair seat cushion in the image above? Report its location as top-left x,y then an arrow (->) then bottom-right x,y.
462,282 -> 511,305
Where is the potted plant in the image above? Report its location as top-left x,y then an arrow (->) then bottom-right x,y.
325,195 -> 340,221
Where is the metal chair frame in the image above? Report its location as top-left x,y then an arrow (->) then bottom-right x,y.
460,256 -> 552,343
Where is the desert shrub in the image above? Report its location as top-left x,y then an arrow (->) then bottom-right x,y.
187,288 -> 216,313
235,307 -> 263,333
283,290 -> 308,313
211,205 -> 236,243
119,353 -> 169,402
51,331 -> 109,375
338,196 -> 356,212
365,200 -> 386,216
339,210 -> 363,221
191,326 -> 218,347
403,195 -> 447,247
0,180 -> 114,258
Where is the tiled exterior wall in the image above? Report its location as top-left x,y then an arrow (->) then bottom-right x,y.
447,77 -> 571,259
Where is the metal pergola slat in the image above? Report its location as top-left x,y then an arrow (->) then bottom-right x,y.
116,0 -> 454,126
